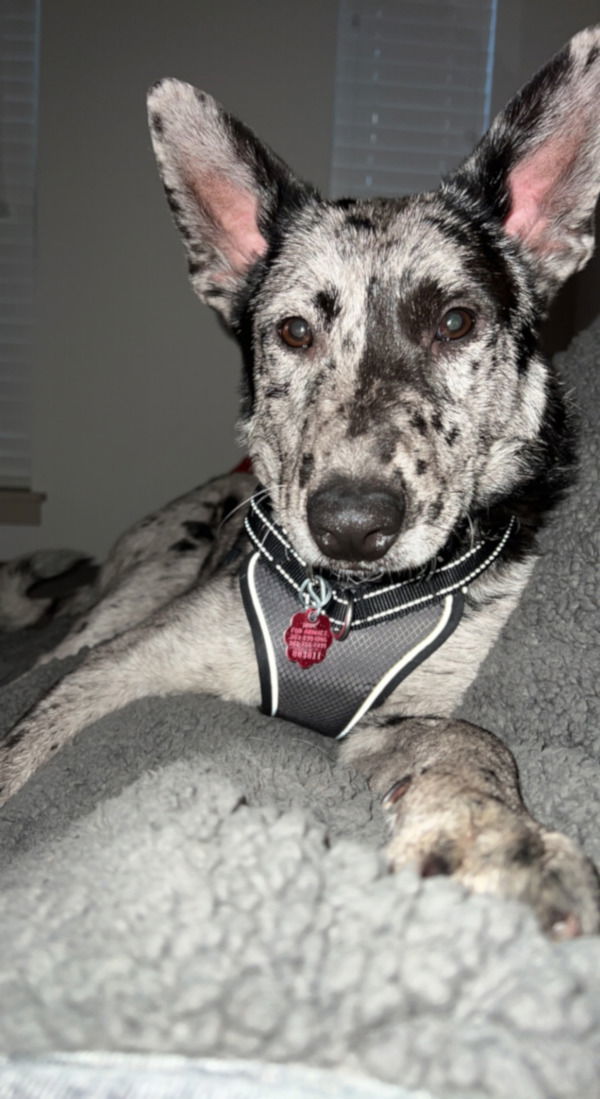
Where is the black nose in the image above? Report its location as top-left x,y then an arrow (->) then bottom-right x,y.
307,479 -> 405,562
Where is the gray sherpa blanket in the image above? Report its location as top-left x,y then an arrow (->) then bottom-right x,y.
1,320 -> 600,1099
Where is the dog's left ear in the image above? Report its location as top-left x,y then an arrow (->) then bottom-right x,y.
448,26 -> 600,299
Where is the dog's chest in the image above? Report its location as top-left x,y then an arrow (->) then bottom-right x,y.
241,550 -> 463,737
235,499 -> 533,733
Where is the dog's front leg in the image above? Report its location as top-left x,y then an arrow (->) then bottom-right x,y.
0,576 -> 258,805
342,717 -> 600,938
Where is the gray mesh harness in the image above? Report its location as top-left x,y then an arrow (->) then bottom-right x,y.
240,494 -> 516,739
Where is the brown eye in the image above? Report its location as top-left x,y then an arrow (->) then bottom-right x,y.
436,308 -> 474,342
279,316 -> 313,349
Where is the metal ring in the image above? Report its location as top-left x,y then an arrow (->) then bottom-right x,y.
332,595 -> 354,641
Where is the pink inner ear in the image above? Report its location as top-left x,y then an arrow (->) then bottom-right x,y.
196,174 -> 268,275
504,134 -> 580,254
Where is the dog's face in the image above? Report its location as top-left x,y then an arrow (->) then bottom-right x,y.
244,194 -> 543,572
148,27 -> 600,576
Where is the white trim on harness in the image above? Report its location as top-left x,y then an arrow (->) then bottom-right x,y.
335,593 -> 455,739
247,551 -> 279,715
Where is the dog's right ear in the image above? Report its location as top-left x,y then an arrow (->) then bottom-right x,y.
147,81 -> 313,321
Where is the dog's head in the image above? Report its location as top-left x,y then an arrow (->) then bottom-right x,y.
148,27 -> 600,576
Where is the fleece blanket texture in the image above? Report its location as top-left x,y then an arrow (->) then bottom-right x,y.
1,320 -> 600,1099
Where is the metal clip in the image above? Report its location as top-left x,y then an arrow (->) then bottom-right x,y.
298,573 -> 332,622
298,573 -> 353,639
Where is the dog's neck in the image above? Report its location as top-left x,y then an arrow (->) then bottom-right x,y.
244,489 -> 517,631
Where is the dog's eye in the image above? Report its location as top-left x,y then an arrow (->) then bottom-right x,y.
436,308 -> 474,342
279,316 -> 313,349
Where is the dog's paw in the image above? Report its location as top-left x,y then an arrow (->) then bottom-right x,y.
384,779 -> 600,939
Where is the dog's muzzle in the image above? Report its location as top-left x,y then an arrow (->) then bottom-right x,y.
307,478 -> 405,562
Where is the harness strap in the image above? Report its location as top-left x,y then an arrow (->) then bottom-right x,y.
241,552 -> 464,738
240,491 -> 517,738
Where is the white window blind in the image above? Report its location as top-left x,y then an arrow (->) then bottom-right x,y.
330,0 -> 498,199
0,0 -> 39,488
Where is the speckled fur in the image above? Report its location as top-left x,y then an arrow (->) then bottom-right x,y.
2,28 -> 600,936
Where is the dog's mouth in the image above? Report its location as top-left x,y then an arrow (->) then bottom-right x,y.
259,475 -> 472,581
300,478 -> 463,578
276,510 -> 463,584
290,511 -> 478,583
302,518 -> 479,586
305,541 -> 443,584
311,559 -> 392,584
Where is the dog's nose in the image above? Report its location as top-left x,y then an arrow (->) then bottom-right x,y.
307,479 -> 405,562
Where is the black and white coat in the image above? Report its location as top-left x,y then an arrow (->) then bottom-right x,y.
2,27 -> 600,937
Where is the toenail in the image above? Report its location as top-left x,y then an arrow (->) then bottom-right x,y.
550,912 -> 582,940
383,775 -> 412,807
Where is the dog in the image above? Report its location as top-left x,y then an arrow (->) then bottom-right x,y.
2,27 -> 600,939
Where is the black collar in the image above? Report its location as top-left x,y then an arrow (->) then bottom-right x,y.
244,491 -> 517,632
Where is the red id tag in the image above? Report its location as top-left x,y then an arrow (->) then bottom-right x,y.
284,610 -> 333,668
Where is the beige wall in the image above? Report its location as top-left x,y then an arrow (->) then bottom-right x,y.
1,0 -> 338,559
1,0 -> 598,559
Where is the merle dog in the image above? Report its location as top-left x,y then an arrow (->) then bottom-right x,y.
2,28 -> 600,938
